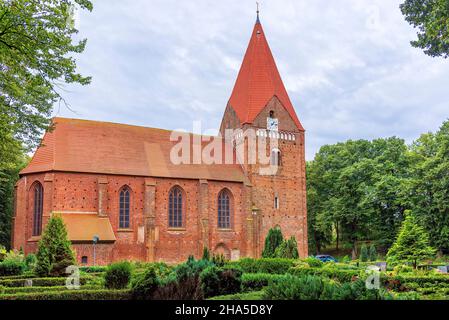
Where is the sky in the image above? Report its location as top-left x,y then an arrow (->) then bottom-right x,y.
57,0 -> 449,160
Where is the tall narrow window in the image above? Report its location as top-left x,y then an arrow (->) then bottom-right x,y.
274,195 -> 279,210
119,187 -> 130,229
270,148 -> 281,166
218,189 -> 231,229
33,182 -> 43,236
169,187 -> 184,228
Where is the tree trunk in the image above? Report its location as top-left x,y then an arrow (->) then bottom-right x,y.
351,240 -> 357,260
335,222 -> 339,251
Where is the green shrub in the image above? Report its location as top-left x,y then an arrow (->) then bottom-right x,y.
0,260 -> 25,276
263,274 -> 326,300
209,290 -> 264,300
341,255 -> 351,263
35,215 -> 75,277
0,276 -> 88,287
79,266 -> 107,273
241,273 -> 285,292
393,264 -> 414,275
369,245 -> 377,261
1,284 -> 100,294
202,247 -> 211,261
130,266 -> 160,300
263,274 -> 391,300
211,254 -> 227,267
0,289 -> 130,300
288,266 -> 360,283
24,254 -> 36,271
104,261 -> 133,289
200,266 -> 220,297
0,246 -> 6,261
262,227 -> 284,258
174,256 -> 214,282
360,245 -> 368,262
304,257 -> 323,268
226,258 -> 294,274
200,266 -> 242,298
274,237 -> 299,259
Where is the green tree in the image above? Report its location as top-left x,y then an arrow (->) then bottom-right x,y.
307,138 -> 410,257
400,0 -> 449,58
0,0 -> 92,152
407,120 -> 449,254
275,236 -> 299,259
359,244 -> 368,262
369,244 -> 377,262
307,161 -> 333,254
35,215 -> 75,276
387,211 -> 435,268
0,152 -> 27,249
262,227 -> 283,258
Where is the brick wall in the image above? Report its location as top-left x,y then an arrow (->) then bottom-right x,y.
13,172 -> 251,265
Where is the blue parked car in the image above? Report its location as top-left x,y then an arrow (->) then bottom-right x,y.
315,255 -> 337,263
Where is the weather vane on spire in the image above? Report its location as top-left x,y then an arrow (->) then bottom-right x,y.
256,2 -> 260,23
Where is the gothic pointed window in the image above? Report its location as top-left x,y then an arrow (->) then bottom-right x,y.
218,189 -> 232,229
119,186 -> 131,229
169,186 -> 184,228
32,182 -> 43,236
271,148 -> 281,166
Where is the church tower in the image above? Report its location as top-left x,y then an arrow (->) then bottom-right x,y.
220,12 -> 308,257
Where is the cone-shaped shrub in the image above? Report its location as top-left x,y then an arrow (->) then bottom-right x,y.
35,215 -> 76,277
262,227 -> 284,258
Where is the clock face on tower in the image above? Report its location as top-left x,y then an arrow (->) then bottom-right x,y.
267,117 -> 279,131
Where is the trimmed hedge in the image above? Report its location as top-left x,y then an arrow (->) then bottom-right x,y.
383,274 -> 449,291
226,258 -> 295,274
1,285 -> 100,294
0,289 -> 131,300
79,266 -> 107,273
241,273 -> 285,292
209,290 -> 264,300
0,273 -> 35,280
288,267 -> 360,283
0,260 -> 25,277
0,276 -> 89,288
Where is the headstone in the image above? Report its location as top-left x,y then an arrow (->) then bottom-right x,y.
24,279 -> 33,287
437,266 -> 448,273
231,249 -> 240,261
376,262 -> 387,272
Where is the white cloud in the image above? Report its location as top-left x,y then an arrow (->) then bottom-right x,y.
57,0 -> 449,160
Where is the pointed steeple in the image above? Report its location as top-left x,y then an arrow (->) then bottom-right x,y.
228,17 -> 304,131
256,2 -> 260,24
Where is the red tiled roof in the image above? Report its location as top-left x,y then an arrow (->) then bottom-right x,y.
228,20 -> 304,131
59,212 -> 116,242
21,118 -> 246,183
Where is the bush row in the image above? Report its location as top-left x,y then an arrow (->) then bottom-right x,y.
263,274 -> 392,300
288,266 -> 361,282
0,284 -> 100,294
225,258 -> 295,274
0,276 -> 89,287
0,289 -> 131,300
383,274 -> 449,291
241,273 -> 286,292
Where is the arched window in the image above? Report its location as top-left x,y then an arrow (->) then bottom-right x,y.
270,148 -> 281,166
119,186 -> 131,229
81,256 -> 88,264
218,189 -> 232,229
169,186 -> 184,228
32,182 -> 43,236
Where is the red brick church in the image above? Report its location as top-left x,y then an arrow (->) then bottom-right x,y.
11,14 -> 308,265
